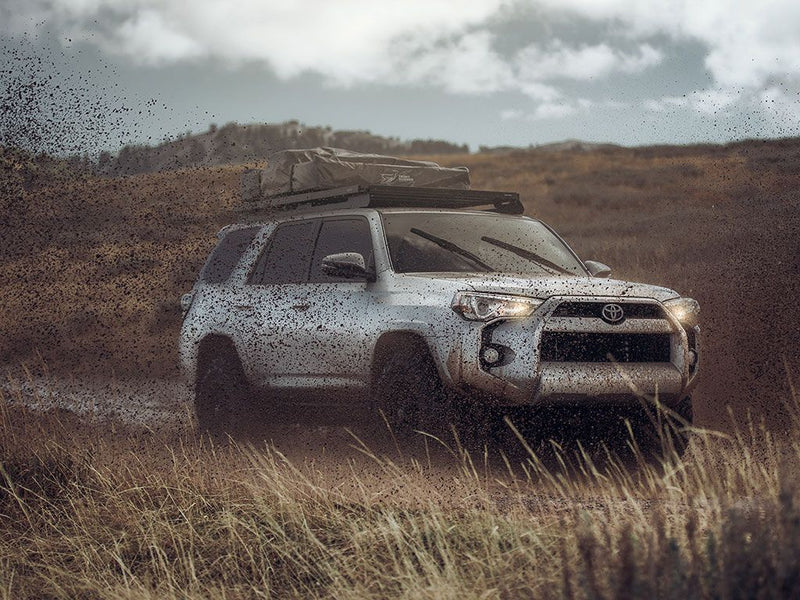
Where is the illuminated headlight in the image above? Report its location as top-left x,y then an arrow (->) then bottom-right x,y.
452,292 -> 543,322
664,297 -> 700,328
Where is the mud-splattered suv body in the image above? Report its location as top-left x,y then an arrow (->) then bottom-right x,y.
179,186 -> 700,433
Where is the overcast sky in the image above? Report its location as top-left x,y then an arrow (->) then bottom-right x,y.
2,0 -> 800,153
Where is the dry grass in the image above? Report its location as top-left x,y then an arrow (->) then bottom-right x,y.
0,169 -> 241,377
2,377 -> 800,599
3,140 -> 799,597
1,140 -> 799,424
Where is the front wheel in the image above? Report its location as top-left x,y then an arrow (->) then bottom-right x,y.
631,396 -> 693,462
373,347 -> 445,435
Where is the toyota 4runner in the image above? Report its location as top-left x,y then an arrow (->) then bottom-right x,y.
179,184 -> 699,451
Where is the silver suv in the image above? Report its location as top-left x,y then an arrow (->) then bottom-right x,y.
179,186 -> 699,448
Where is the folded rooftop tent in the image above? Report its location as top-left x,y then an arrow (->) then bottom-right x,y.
241,147 -> 470,203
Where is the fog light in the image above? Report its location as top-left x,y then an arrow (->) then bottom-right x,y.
480,345 -> 502,366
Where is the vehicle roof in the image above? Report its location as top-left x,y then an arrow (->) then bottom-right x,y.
239,207 -> 536,228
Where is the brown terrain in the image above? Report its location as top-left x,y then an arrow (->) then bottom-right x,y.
2,139 -> 799,430
2,139 -> 800,598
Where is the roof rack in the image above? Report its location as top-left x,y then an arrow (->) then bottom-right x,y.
237,185 -> 524,216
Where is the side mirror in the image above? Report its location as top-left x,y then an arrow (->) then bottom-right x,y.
321,252 -> 374,281
584,260 -> 612,278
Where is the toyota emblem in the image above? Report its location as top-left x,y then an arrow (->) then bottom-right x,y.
601,303 -> 625,324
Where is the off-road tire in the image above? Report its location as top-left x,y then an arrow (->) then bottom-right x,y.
373,347 -> 444,435
195,346 -> 249,436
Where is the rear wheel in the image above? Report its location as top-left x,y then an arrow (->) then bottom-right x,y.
195,345 -> 250,436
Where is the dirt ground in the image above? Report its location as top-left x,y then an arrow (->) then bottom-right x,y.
1,140 -> 799,438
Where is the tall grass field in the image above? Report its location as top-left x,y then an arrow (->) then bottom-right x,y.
2,139 -> 799,597
2,373 -> 799,599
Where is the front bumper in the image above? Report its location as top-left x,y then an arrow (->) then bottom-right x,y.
536,362 -> 683,402
445,296 -> 700,407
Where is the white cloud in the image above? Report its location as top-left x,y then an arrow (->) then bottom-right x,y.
515,42 -> 662,81
501,97 -> 599,121
516,82 -> 563,103
644,98 -> 670,112
395,30 -> 514,94
618,44 -> 663,73
1,0 -> 663,94
3,0 -> 799,133
115,9 -> 203,64
531,102 -> 579,119
687,89 -> 739,115
210,1 -> 508,84
645,88 -> 738,116
757,86 -> 800,131
500,108 -> 525,120
535,0 -> 800,91
2,0 -> 506,84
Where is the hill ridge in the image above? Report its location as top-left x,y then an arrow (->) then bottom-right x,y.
99,120 -> 470,176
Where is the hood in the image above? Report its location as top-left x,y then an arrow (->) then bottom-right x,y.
402,272 -> 680,302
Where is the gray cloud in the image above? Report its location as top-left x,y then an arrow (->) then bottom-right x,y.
2,0 -> 799,146
5,1 -> 797,91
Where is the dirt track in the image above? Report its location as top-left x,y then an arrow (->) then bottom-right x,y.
0,371 -> 698,493
0,373 -> 474,465
2,375 -> 191,428
2,373 -> 536,506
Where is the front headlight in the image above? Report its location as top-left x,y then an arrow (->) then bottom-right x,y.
664,297 -> 700,328
452,292 -> 543,322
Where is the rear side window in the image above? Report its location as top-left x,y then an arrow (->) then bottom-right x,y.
249,220 -> 320,285
310,217 -> 374,282
200,226 -> 260,284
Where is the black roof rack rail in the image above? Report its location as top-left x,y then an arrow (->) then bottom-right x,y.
237,185 -> 523,216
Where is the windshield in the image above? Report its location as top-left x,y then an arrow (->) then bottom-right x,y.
382,212 -> 587,276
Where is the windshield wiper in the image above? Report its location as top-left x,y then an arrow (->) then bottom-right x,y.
480,236 -> 571,275
410,228 -> 494,272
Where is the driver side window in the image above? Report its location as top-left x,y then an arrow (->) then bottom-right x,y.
310,217 -> 374,283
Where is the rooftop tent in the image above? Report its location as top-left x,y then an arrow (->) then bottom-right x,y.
241,147 -> 470,202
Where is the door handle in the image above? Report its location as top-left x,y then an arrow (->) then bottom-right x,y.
234,304 -> 254,310
292,303 -> 310,312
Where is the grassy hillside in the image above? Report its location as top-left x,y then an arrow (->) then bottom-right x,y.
103,121 -> 469,176
1,140 -> 799,429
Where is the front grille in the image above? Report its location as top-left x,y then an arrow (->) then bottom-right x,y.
551,301 -> 664,319
540,332 -> 671,362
